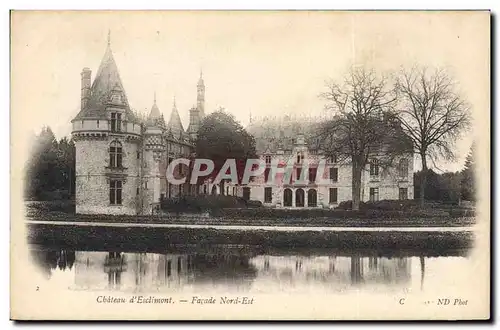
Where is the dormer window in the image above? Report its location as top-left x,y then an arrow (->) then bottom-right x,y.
111,113 -> 122,132
296,152 -> 304,164
110,91 -> 123,104
265,155 -> 272,164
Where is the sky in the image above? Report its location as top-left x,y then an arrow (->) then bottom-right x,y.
11,11 -> 489,172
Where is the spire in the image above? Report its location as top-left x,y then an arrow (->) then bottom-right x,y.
168,99 -> 185,138
198,68 -> 204,86
148,93 -> 161,121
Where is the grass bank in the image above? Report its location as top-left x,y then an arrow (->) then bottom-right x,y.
26,211 -> 475,227
27,223 -> 474,252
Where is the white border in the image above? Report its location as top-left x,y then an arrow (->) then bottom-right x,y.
3,1 -> 497,328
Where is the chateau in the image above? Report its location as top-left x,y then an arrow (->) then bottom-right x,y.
71,37 -> 201,215
71,36 -> 414,215
242,115 -> 414,208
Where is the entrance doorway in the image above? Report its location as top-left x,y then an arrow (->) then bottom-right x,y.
295,188 -> 305,207
283,188 -> 292,207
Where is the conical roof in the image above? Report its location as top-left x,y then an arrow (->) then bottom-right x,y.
146,95 -> 166,128
72,42 -> 138,123
167,100 -> 184,137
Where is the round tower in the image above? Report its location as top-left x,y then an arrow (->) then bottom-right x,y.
71,39 -> 142,215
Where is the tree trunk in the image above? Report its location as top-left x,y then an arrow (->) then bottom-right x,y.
352,163 -> 363,211
419,152 -> 427,209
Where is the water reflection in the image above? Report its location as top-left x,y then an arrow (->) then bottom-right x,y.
29,247 -> 468,294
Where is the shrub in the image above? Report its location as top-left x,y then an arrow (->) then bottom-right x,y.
336,200 -> 418,211
26,200 -> 75,214
160,195 -> 249,213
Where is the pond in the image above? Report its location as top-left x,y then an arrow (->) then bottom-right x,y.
28,244 -> 473,295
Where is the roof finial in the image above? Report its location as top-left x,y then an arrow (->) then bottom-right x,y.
200,67 -> 203,79
173,94 -> 176,107
107,29 -> 111,47
154,91 -> 156,104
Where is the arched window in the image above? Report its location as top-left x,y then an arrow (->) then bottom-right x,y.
370,158 -> 379,176
109,140 -> 123,168
295,188 -> 305,207
307,189 -> 317,207
399,158 -> 409,178
283,188 -> 293,207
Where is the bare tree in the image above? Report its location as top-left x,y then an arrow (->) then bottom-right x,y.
394,67 -> 471,207
319,67 -> 411,211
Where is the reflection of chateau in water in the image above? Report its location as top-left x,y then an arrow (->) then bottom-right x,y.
31,249 -> 428,293
72,251 -> 257,292
249,255 -> 412,291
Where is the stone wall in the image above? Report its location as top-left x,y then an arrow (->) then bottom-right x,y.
74,138 -> 140,215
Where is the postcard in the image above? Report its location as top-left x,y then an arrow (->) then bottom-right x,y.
10,10 -> 490,320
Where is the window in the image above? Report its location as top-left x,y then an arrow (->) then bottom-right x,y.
264,187 -> 272,203
369,188 -> 379,202
136,151 -> 140,159
203,185 -> 207,194
399,159 -> 409,179
308,168 -> 317,183
329,188 -> 338,204
136,187 -> 139,196
232,187 -> 236,196
330,167 -> 338,182
370,159 -> 379,176
265,155 -> 272,164
296,153 -> 301,164
226,186 -> 229,195
296,168 -> 302,181
264,168 -> 270,182
109,180 -> 122,205
81,120 -> 84,128
117,113 -> 122,131
399,188 -> 408,200
97,120 -> 99,128
330,154 -> 337,163
109,141 -> 123,168
111,113 -> 122,132
144,181 -> 148,189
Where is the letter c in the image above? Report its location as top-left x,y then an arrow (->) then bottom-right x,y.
97,296 -> 102,303
399,298 -> 405,305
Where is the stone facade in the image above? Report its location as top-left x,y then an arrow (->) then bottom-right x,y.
239,115 -> 414,208
71,38 -> 202,215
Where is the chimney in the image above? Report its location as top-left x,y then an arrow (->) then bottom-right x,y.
80,67 -> 91,110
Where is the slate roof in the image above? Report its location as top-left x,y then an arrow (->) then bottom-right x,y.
72,44 -> 139,123
146,97 -> 166,128
246,115 -> 323,154
167,100 -> 185,138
